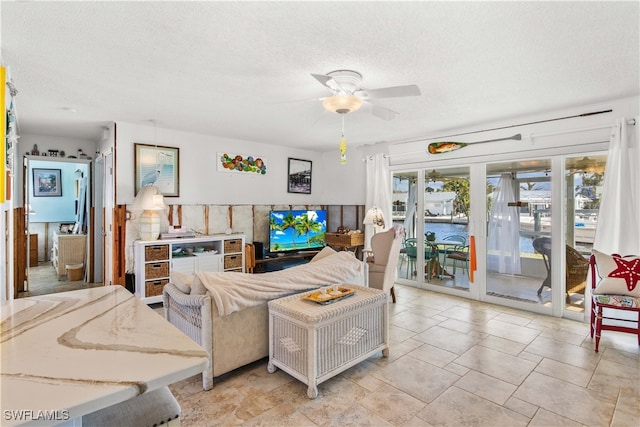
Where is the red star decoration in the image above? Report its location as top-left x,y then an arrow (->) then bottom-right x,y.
608,255 -> 640,292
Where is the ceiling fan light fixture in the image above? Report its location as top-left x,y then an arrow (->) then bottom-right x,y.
322,95 -> 363,114
427,169 -> 442,182
574,156 -> 605,174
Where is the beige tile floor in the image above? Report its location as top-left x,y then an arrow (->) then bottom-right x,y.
19,263 -> 637,425
167,284 -> 639,426
19,262 -> 102,297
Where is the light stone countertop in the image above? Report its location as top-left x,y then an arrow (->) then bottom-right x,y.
1,286 -> 208,426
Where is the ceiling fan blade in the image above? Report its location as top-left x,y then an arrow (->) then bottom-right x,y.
311,73 -> 333,88
311,73 -> 352,94
358,84 -> 421,99
368,103 -> 399,121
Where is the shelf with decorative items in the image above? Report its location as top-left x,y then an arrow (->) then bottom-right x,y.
134,234 -> 246,304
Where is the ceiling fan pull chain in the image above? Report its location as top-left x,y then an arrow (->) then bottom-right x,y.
340,115 -> 347,165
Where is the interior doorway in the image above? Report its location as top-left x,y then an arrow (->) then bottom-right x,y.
20,155 -> 98,297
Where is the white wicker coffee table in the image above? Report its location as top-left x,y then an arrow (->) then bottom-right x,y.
267,284 -> 389,398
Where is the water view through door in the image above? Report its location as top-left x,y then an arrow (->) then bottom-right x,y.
393,154 -> 606,317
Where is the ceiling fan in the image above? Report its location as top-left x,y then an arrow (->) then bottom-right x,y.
571,156 -> 605,174
427,169 -> 443,182
311,70 -> 421,120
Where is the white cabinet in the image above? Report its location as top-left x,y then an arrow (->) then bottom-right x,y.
134,234 -> 245,304
171,256 -> 197,273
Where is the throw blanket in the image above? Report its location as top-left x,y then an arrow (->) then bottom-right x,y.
198,251 -> 364,316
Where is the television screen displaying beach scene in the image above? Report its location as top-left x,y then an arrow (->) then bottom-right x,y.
269,209 -> 326,253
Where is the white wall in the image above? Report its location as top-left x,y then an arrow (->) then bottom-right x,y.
319,149 -> 367,205
27,159 -> 89,223
115,121 -> 366,206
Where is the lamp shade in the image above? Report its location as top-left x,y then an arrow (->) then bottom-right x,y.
322,95 -> 363,114
363,206 -> 385,228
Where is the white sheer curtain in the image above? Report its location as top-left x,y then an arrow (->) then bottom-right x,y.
593,117 -> 640,255
487,173 -> 522,274
403,180 -> 417,238
365,154 -> 392,247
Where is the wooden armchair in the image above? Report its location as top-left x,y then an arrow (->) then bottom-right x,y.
566,244 -> 590,297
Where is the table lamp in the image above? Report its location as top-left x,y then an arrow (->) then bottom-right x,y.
132,186 -> 166,241
363,206 -> 385,234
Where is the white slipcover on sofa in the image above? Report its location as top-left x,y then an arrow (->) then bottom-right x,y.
163,249 -> 367,390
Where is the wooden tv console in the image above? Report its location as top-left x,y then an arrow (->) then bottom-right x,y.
254,250 -> 320,273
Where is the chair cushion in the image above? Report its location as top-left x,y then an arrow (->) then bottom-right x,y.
170,271 -> 195,294
82,386 -> 180,426
593,250 -> 640,297
190,274 -> 208,295
447,251 -> 468,261
593,294 -> 640,308
310,246 -> 337,262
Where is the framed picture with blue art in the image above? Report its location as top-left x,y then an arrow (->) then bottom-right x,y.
134,143 -> 179,197
33,168 -> 62,197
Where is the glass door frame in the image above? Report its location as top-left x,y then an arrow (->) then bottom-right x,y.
391,148 -> 608,322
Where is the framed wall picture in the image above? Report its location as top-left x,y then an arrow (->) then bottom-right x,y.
287,158 -> 312,194
134,143 -> 179,197
33,168 -> 62,197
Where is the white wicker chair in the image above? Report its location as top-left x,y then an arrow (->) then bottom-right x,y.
163,285 -> 214,390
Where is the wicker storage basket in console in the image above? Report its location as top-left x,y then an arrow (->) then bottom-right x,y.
224,239 -> 242,253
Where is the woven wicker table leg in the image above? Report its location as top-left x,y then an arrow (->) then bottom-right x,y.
382,346 -> 389,357
267,361 -> 277,374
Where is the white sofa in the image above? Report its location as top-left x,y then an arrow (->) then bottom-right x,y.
163,249 -> 367,390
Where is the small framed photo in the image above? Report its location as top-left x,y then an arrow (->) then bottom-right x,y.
59,223 -> 74,234
287,158 -> 312,194
134,143 -> 180,197
33,168 -> 62,197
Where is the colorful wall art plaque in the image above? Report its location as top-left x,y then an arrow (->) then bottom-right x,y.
218,153 -> 267,175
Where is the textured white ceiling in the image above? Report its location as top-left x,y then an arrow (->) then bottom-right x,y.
2,1 -> 638,151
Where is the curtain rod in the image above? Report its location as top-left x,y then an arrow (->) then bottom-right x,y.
362,116 -> 637,162
385,117 -> 636,159
392,109 -> 614,146
530,118 -> 636,139
361,154 -> 389,162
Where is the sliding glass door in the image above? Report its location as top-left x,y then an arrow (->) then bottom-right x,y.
393,167 -> 470,294
485,160 -> 553,306
422,167 -> 470,292
393,171 -> 419,284
393,151 -> 606,320
563,154 -> 606,314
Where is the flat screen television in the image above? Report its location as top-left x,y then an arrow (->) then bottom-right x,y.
269,209 -> 327,253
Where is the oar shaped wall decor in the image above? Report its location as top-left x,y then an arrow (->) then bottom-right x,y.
428,133 -> 522,154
